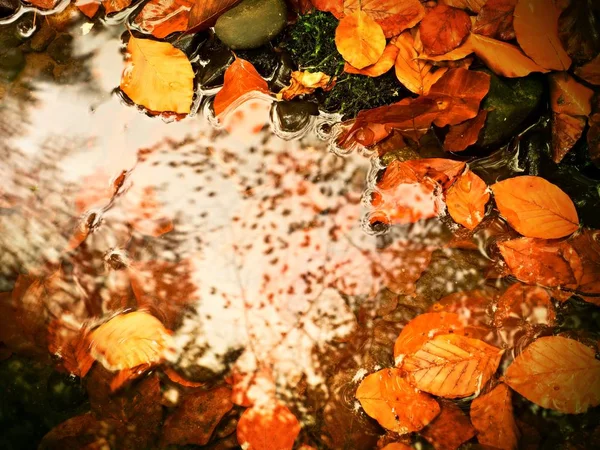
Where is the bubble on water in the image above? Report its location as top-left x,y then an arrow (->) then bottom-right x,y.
17,17 -> 36,38
361,212 -> 390,236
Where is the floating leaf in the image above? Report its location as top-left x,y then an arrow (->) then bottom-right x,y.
401,334 -> 503,398
421,400 -> 476,450
513,0 -> 571,70
134,0 -> 194,39
470,383 -> 519,450
491,176 -> 579,239
120,37 -> 194,114
473,0 -> 517,40
444,110 -> 488,152
343,0 -> 426,38
445,169 -> 490,230
213,58 -> 269,117
345,42 -> 399,77
551,112 -> 586,163
237,403 -> 301,450
419,5 -> 472,56
498,238 -> 583,290
549,72 -> 594,116
277,71 -> 335,101
570,229 -> 600,305
493,283 -> 555,328
439,0 -> 486,13
188,0 -> 241,30
335,10 -> 386,69
574,54 -> 600,85
469,33 -> 549,77
504,336 -> 600,413
356,368 -> 440,433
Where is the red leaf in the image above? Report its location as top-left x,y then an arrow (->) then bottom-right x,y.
569,229 -> 600,305
311,0 -> 343,17
188,0 -> 242,31
237,403 -> 301,450
343,0 -> 426,38
473,0 -> 517,40
134,0 -> 195,39
419,5 -> 472,56
493,283 -> 556,328
439,0 -> 486,13
551,112 -> 586,163
444,109 -> 488,151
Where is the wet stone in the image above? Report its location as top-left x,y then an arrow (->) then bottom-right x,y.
214,0 -> 287,50
273,100 -> 318,133
196,37 -> 234,88
171,31 -> 209,60
0,47 -> 25,81
47,33 -> 73,64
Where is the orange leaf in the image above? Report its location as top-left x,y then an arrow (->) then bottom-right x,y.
381,444 -> 412,450
551,112 -> 586,163
430,289 -> 495,332
335,10 -> 386,69
444,109 -> 488,152
421,400 -> 476,450
356,368 -> 440,433
419,5 -> 472,56
491,176 -> 579,239
439,0 -> 486,13
513,0 -> 571,70
188,0 -> 241,31
237,403 -> 301,450
78,1 -> 100,18
393,32 -> 449,95
26,0 -> 59,8
393,312 -> 466,365
134,0 -> 194,39
549,72 -> 594,116
470,383 -> 519,450
401,333 -> 503,398
213,58 -> 269,117
574,54 -> 600,85
163,368 -> 204,388
473,0 -> 517,41
311,0 -> 343,17
345,42 -> 399,77
569,229 -> 600,305
469,33 -> 549,77
419,36 -> 474,62
102,0 -> 131,14
343,0 -> 426,38
498,237 -> 583,290
493,283 -> 556,328
445,169 -> 490,230
504,336 -> 600,413
403,157 -> 467,188
277,71 -> 335,101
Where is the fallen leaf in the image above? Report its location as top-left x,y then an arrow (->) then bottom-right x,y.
551,112 -> 586,163
77,1 -> 100,18
469,33 -> 549,77
444,110 -> 488,152
380,444 -> 413,450
504,336 -> 600,413
163,367 -> 204,388
401,334 -> 503,398
419,36 -> 475,62
335,10 -> 386,69
403,158 -> 467,188
421,400 -> 476,450
343,0 -> 426,38
549,72 -> 594,116
134,0 -> 194,39
393,31 -> 449,95
120,36 -> 194,114
419,5 -> 472,56
570,229 -> 600,305
277,71 -> 335,101
213,58 -> 269,117
491,176 -> 579,239
498,237 -> 583,290
439,0 -> 486,13
26,0 -> 59,9
557,0 -> 600,64
311,0 -> 344,17
513,0 -> 571,70
574,54 -> 600,85
188,0 -> 241,30
47,319 -> 88,376
430,289 -> 495,333
445,169 -> 490,230
473,0 -> 517,40
493,283 -> 555,328
470,383 -> 519,450
161,386 -> 233,446
237,403 -> 301,450
39,412 -> 122,450
356,368 -> 440,433
102,0 -> 131,14
345,42 -> 399,77
589,112 -> 600,167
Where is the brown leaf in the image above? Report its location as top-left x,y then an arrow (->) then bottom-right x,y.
444,110 -> 488,152
557,0 -> 600,64
493,283 -> 556,328
393,32 -> 449,95
188,0 -> 241,31
589,112 -> 600,167
102,0 -> 132,14
39,412 -> 121,450
551,112 -> 586,163
213,58 -> 269,117
345,42 -> 399,77
356,368 -> 440,433
498,237 -> 583,290
504,336 -> 600,413
513,0 -> 571,70
134,0 -> 194,39
574,54 -> 600,85
445,169 -> 490,230
569,229 -> 600,305
26,0 -> 59,9
419,36 -> 475,62
491,176 -> 579,239
469,33 -> 549,77
237,403 -> 301,450
430,289 -> 495,333
343,0 -> 426,38
419,5 -> 472,56
421,400 -> 476,450
470,383 -> 519,450
335,10 -> 386,69
311,0 -> 343,17
439,0 -> 486,13
401,334 -> 503,398
473,0 -> 517,40
161,386 -> 233,446
549,72 -> 594,116
277,71 -> 335,101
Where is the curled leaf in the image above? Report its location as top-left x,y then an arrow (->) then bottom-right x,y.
473,0 -> 517,40
445,169 -> 490,230
419,5 -> 472,56
549,72 -> 594,116
213,58 -> 269,117
470,383 -> 519,450
335,10 -> 386,69
345,42 -> 399,77
277,71 -> 335,101
237,403 -> 301,450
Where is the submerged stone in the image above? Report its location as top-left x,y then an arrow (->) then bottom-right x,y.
47,33 -> 73,64
0,47 -> 25,81
215,0 -> 287,50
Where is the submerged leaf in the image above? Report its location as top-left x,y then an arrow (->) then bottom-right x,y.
470,383 -> 519,450
569,229 -> 600,305
445,169 -> 490,230
213,58 -> 269,117
419,5 -> 472,56
188,0 -> 241,30
444,110 -> 488,152
551,112 -> 586,163
335,10 -> 386,69
493,283 -> 555,328
237,403 -> 301,450
421,400 -> 476,450
134,0 -> 194,39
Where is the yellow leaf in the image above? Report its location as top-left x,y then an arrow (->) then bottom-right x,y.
335,10 -> 386,69
277,71 -> 335,101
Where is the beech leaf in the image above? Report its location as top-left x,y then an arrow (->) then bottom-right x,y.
188,0 -> 241,31
472,0 -> 517,41
213,58 -> 269,117
551,112 -> 586,163
342,0 -> 426,38
335,10 -> 386,69
445,169 -> 490,230
493,283 -> 556,328
569,229 -> 600,305
419,5 -> 472,56
549,72 -> 594,116
236,403 -> 301,450
277,71 -> 335,101
421,400 -> 476,450
574,53 -> 600,85
444,110 -> 488,152
134,0 -> 194,39
504,336 -> 600,413
345,43 -> 399,77
439,0 -> 486,13
491,176 -> 579,239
